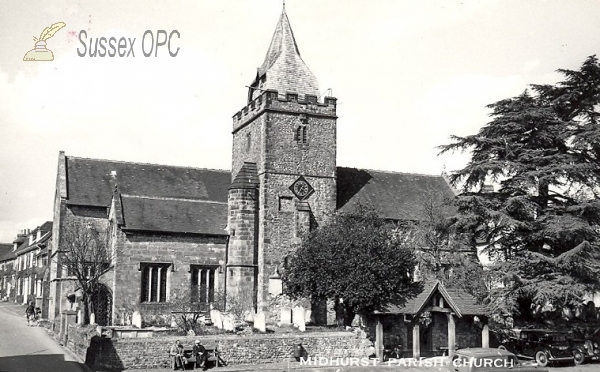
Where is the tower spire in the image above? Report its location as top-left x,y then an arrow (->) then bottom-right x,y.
247,7 -> 319,102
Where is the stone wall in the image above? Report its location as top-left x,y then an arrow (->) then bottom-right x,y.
66,326 -> 370,371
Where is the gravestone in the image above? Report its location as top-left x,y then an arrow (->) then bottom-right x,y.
280,306 -> 292,325
170,317 -> 178,328
254,311 -> 266,333
305,309 -> 312,324
132,311 -> 142,328
211,309 -> 223,329
90,313 -> 96,325
77,309 -> 83,325
293,306 -> 306,331
223,314 -> 235,332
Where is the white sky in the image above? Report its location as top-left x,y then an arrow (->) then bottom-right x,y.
0,0 -> 599,242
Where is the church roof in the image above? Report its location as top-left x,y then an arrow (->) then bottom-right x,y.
249,9 -> 320,101
118,195 -> 228,236
64,156 -> 231,207
61,156 -> 455,235
336,167 -> 455,221
379,280 -> 487,317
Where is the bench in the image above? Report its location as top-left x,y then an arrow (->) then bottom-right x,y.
181,345 -> 224,369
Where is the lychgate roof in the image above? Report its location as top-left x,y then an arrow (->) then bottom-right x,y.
379,280 -> 487,317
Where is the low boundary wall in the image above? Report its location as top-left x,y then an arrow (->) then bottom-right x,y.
66,325 -> 371,370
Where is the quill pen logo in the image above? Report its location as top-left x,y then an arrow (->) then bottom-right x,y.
23,22 -> 66,61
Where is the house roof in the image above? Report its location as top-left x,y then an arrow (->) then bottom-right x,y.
65,156 -> 231,207
119,195 -> 228,236
13,231 -> 52,256
0,244 -> 14,262
379,280 -> 487,317
337,167 -> 455,221
249,8 -> 320,101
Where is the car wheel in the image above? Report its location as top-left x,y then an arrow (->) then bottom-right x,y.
573,350 -> 585,365
535,351 -> 548,367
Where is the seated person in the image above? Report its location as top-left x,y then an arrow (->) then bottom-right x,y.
193,340 -> 208,370
169,340 -> 185,370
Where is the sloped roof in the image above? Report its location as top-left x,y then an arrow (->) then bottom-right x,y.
230,162 -> 259,189
14,231 -> 52,256
337,167 -> 455,221
249,9 -> 319,101
0,244 -> 14,262
380,280 -> 487,317
119,195 -> 228,236
65,156 -> 230,207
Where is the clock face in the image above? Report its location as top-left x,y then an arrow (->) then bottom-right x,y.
294,181 -> 310,197
290,176 -> 314,200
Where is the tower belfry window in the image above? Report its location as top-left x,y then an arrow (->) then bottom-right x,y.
295,125 -> 308,145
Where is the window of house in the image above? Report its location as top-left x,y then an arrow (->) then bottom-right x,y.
190,265 -> 217,305
36,279 -> 42,297
140,263 -> 170,303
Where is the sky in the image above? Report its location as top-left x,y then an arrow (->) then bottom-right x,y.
0,0 -> 599,242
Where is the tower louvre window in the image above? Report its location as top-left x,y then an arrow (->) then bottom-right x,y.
295,125 -> 308,145
246,132 -> 252,152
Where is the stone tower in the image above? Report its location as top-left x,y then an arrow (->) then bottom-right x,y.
226,8 -> 338,313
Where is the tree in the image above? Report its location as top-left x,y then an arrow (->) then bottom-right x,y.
408,193 -> 489,304
60,219 -> 111,325
439,56 -> 600,322
170,285 -> 209,334
282,205 -> 422,327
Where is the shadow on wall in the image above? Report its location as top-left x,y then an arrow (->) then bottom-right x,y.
336,168 -> 373,209
85,335 -> 125,372
0,354 -> 85,372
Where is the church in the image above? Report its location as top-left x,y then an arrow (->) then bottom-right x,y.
48,8 -> 479,356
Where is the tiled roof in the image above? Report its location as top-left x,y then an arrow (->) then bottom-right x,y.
380,280 -> 487,317
13,232 -> 52,256
336,167 -> 455,221
249,9 -> 319,101
65,156 -> 230,207
0,244 -> 14,262
230,162 -> 259,189
37,221 -> 53,232
119,195 -> 228,236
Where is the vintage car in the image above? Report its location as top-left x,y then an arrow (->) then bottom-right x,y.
452,348 -> 548,372
569,335 -> 600,364
497,329 -> 574,367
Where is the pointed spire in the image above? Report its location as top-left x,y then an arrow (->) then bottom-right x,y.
248,7 -> 319,102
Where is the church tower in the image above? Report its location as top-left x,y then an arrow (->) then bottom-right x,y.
226,7 -> 338,313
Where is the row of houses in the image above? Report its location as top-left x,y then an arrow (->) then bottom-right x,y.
0,222 -> 52,318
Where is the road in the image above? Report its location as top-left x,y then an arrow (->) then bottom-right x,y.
0,302 -> 87,372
